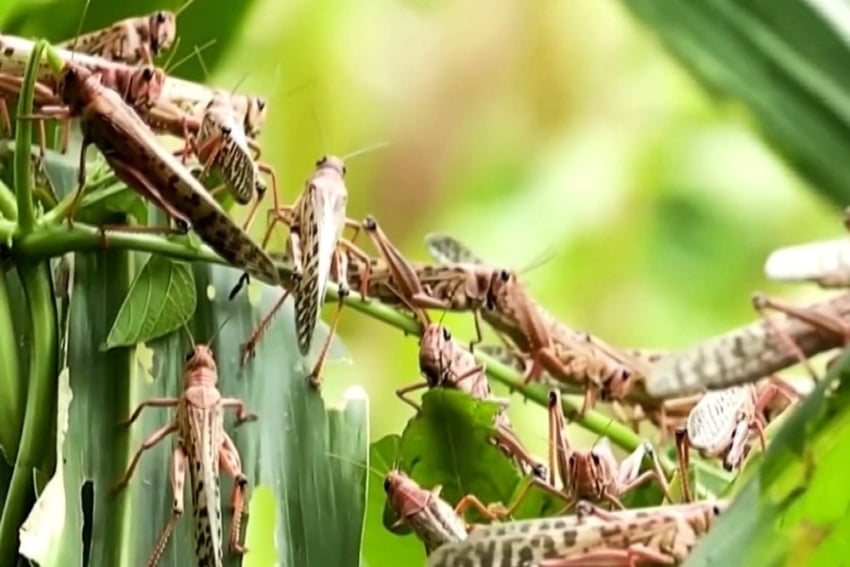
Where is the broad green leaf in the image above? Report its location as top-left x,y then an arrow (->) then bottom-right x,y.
397,389 -> 562,524
621,0 -> 850,205
34,251 -> 366,567
102,254 -> 196,350
685,350 -> 850,566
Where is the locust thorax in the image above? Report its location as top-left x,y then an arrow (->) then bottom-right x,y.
316,155 -> 346,177
147,11 -> 177,55
419,324 -> 453,387
183,344 -> 219,387
567,445 -> 615,501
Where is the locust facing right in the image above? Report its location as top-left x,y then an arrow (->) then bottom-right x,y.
58,10 -> 178,65
427,499 -> 727,567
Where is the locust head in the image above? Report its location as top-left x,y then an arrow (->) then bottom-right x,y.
600,367 -> 636,402
149,11 -> 177,55
384,470 -> 429,521
419,323 -> 454,387
183,344 -> 218,386
485,268 -> 513,311
567,441 -> 616,502
56,63 -> 98,114
243,96 -> 267,137
316,155 -> 346,177
123,65 -> 164,110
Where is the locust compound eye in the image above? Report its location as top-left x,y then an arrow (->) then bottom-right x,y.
184,350 -> 193,362
591,453 -> 601,466
441,327 -> 451,341
142,67 -> 154,81
547,390 -> 558,406
315,156 -> 329,168
712,505 -> 721,516
156,11 -> 167,23
499,270 -> 510,282
256,98 -> 267,112
568,454 -> 576,467
383,478 -> 391,493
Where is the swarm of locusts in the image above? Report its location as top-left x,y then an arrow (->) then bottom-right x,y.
1,8 -> 847,567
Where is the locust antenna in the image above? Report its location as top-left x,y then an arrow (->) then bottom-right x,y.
341,141 -> 390,163
206,314 -> 234,346
69,0 -> 92,55
166,38 -> 216,75
174,0 -> 196,17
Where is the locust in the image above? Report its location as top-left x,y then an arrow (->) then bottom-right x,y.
33,56 -> 280,285
58,10 -> 177,65
112,342 -> 257,566
477,343 -> 694,441
675,379 -> 798,502
0,34 -> 269,140
241,155 -> 369,386
177,91 -> 277,231
425,233 -> 656,415
408,321 -> 546,478
426,500 -> 728,567
530,389 -> 673,511
644,292 -> 850,398
384,470 -> 510,555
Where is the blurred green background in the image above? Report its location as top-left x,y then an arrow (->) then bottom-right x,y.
2,0 -> 845,564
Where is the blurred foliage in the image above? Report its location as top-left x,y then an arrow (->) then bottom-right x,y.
3,0 -> 850,564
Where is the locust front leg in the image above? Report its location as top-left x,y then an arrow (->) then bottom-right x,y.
112,398 -> 180,492
613,441 -> 673,506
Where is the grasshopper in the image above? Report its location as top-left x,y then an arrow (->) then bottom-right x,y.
58,10 -> 177,65
241,155 -> 370,385
384,470 -> 509,555
426,500 -> 728,567
408,321 -> 546,478
477,343 -> 694,440
644,292 -> 850,398
34,57 -> 280,285
177,91 -> 277,231
425,233 -> 655,415
675,379 -> 798,502
0,34 -> 268,140
533,389 -> 673,511
113,342 -> 257,566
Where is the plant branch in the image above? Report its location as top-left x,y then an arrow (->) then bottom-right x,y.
0,179 -> 17,221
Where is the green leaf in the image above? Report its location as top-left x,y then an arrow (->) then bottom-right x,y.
397,389 -> 561,524
102,255 -> 196,350
25,252 -> 366,567
621,0 -> 850,205
685,350 -> 850,566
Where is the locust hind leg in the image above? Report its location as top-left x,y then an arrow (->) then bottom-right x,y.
675,429 -> 693,503
145,445 -> 187,567
220,432 -> 249,554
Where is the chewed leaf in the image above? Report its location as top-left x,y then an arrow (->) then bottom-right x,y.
102,255 -> 196,349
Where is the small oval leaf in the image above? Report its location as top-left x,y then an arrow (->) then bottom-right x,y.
102,255 -> 196,349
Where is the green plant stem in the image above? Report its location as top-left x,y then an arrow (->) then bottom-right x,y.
0,180 -> 17,221
0,269 -> 22,461
13,41 -> 45,235
0,262 -> 58,562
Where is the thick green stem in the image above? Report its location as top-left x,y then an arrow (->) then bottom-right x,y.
0,269 -> 22,461
0,262 -> 58,561
13,41 -> 46,235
